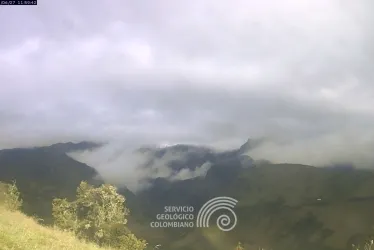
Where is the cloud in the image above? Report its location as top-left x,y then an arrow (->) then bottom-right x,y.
68,143 -> 152,192
247,129 -> 374,168
169,162 -> 211,181
69,143 -> 212,192
0,0 -> 373,172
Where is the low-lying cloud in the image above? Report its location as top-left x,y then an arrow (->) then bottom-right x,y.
69,142 -> 212,192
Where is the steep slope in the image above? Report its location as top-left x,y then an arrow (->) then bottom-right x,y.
0,205 -> 113,250
0,142 -> 104,222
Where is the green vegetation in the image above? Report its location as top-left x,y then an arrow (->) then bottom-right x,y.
0,180 -> 147,250
0,205 -> 114,250
0,181 -> 111,249
2,181 -> 22,211
4,143 -> 374,249
2,179 -> 374,250
352,240 -> 374,250
235,242 -> 244,250
52,181 -> 147,250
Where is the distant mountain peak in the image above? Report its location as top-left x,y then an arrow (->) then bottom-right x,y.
238,137 -> 265,154
41,141 -> 103,154
239,138 -> 251,152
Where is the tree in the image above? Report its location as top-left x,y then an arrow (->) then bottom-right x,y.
52,181 -> 147,250
52,197 -> 78,232
3,181 -> 22,211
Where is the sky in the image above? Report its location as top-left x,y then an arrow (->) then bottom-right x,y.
1,0 -> 374,171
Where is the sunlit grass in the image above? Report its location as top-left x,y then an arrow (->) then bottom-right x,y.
0,205 -> 113,250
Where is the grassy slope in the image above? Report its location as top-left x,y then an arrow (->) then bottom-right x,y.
0,206 -> 112,250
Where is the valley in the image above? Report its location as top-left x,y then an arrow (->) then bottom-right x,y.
1,141 -> 374,250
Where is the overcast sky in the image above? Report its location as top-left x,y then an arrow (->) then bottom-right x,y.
1,0 -> 374,167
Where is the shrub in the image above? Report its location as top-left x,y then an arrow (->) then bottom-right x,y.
352,239 -> 374,250
235,242 -> 244,250
52,181 -> 147,250
52,198 -> 78,232
3,181 -> 22,211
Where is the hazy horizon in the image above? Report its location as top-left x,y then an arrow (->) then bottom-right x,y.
1,0 -> 373,168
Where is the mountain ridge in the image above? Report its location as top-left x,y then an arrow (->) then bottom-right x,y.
2,140 -> 374,249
